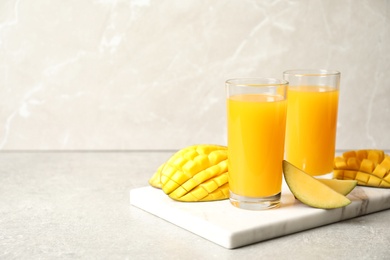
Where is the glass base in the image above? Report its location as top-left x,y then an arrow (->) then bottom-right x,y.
229,191 -> 281,210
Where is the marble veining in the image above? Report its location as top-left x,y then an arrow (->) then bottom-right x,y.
0,0 -> 389,150
350,187 -> 370,216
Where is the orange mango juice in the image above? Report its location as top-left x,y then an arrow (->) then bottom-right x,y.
285,86 -> 339,175
227,94 -> 287,197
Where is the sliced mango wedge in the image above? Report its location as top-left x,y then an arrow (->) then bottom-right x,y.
317,179 -> 357,196
283,160 -> 351,209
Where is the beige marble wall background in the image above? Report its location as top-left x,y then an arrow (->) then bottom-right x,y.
0,0 -> 389,150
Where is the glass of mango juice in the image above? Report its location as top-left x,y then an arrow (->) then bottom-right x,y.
226,78 -> 288,210
283,69 -> 340,176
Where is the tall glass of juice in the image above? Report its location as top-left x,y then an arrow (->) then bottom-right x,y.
283,69 -> 340,176
226,78 -> 288,210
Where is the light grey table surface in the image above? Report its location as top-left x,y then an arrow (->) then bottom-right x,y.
1,151 -> 389,260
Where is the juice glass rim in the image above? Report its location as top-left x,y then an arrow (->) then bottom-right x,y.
283,69 -> 340,77
225,78 -> 288,87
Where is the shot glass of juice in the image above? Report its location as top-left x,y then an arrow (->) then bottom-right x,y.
283,69 -> 340,176
226,78 -> 288,210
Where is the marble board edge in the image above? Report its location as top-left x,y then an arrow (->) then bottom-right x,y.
129,186 -> 390,249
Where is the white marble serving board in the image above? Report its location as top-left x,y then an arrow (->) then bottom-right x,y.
130,181 -> 390,249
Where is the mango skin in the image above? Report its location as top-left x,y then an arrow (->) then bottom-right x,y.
149,144 -> 229,202
333,150 -> 390,188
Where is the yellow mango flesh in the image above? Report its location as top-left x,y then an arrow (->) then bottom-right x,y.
148,144 -> 229,202
333,150 -> 390,188
283,160 -> 351,209
149,164 -> 164,188
317,179 -> 357,196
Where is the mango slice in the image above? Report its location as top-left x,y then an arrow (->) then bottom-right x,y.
148,144 -> 229,202
333,150 -> 390,188
283,160 -> 351,209
317,179 -> 357,196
